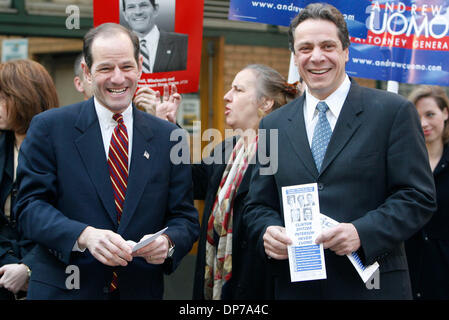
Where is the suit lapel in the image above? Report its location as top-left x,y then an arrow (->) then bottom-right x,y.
284,96 -> 319,177
74,99 -> 117,226
118,109 -> 154,233
154,32 -> 171,72
320,83 -> 363,174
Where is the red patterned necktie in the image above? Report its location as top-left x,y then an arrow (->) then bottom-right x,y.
107,113 -> 128,292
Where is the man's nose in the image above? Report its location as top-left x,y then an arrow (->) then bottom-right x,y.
310,47 -> 324,62
110,66 -> 125,83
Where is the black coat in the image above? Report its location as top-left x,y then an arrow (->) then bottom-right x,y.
0,130 -> 36,299
243,82 -> 435,299
192,137 -> 273,300
405,144 -> 449,299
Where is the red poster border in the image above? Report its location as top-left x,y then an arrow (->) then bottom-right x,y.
93,0 -> 204,94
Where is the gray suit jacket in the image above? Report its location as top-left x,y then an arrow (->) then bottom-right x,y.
153,30 -> 188,73
244,80 -> 436,299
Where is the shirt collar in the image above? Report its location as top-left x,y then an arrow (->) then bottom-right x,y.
94,97 -> 133,129
143,25 -> 160,45
305,74 -> 351,122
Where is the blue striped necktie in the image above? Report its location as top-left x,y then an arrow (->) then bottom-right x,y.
311,101 -> 332,172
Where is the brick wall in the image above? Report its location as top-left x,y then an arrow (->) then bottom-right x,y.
223,44 -> 292,93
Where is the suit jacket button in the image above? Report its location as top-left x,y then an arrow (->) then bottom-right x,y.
318,183 -> 324,191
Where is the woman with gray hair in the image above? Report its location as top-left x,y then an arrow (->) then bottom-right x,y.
147,64 -> 299,299
191,64 -> 298,300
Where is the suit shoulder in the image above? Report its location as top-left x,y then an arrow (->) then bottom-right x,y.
357,85 -> 409,106
355,85 -> 413,117
135,108 -> 179,133
33,100 -> 85,123
260,97 -> 301,127
160,31 -> 188,49
160,30 -> 188,40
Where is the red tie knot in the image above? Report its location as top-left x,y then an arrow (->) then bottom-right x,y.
113,113 -> 124,124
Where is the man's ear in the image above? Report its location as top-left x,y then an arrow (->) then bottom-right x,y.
73,76 -> 84,94
81,61 -> 92,83
137,54 -> 143,78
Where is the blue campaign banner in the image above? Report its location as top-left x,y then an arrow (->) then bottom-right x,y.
347,0 -> 449,86
228,0 -> 370,38
229,0 -> 449,86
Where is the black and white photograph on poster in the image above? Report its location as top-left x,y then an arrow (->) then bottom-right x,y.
119,0 -> 188,73
282,183 -> 326,282
94,0 -> 203,94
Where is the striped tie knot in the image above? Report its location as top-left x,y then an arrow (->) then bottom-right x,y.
113,113 -> 124,123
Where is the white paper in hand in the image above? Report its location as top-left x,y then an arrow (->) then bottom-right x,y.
132,227 -> 168,253
319,213 -> 379,283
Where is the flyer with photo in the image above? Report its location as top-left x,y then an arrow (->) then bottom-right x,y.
282,183 -> 326,282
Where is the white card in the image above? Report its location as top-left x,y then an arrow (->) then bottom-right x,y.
132,227 -> 168,253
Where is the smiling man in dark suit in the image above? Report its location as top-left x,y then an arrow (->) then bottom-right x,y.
14,23 -> 199,299
122,0 -> 188,73
243,3 -> 436,299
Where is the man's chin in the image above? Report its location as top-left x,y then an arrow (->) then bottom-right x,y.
101,97 -> 132,113
129,23 -> 151,35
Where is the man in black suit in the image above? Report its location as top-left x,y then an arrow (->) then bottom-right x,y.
243,3 -> 436,299
122,0 -> 188,73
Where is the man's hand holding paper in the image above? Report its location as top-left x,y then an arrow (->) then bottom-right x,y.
132,228 -> 170,265
315,223 -> 361,256
263,226 -> 292,260
77,226 -> 133,267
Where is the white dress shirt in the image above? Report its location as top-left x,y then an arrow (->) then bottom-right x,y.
303,75 -> 351,146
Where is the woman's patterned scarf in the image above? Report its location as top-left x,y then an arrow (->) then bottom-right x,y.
204,135 -> 258,300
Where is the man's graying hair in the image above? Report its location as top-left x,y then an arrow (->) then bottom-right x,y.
288,3 -> 350,52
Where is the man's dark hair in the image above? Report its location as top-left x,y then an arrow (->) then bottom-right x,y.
83,23 -> 140,71
288,3 -> 350,52
122,0 -> 156,11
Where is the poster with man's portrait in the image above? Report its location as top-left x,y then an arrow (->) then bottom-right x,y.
93,0 -> 204,94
